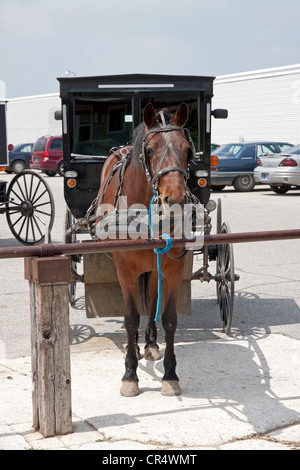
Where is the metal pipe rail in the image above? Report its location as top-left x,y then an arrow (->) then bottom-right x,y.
0,228 -> 300,259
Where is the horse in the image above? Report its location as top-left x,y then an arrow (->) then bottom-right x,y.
97,102 -> 195,397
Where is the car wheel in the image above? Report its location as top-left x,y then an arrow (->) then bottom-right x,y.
270,184 -> 290,194
57,161 -> 64,176
11,160 -> 26,174
44,170 -> 56,177
233,175 -> 255,192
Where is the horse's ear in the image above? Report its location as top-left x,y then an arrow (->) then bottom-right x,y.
174,102 -> 189,127
144,103 -> 157,129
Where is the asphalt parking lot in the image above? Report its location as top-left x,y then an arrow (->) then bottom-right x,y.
0,173 -> 299,450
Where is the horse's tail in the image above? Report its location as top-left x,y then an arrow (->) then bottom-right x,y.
138,272 -> 150,315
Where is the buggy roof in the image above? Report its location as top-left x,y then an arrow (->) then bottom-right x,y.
57,73 -> 215,96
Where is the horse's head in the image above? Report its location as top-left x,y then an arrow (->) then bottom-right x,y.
142,102 -> 194,210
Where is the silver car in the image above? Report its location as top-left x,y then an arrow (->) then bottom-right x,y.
254,144 -> 300,193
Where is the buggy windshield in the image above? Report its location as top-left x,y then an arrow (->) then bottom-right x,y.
72,96 -> 199,158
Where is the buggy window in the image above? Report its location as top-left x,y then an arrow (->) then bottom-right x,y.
141,98 -> 198,149
73,98 -> 132,157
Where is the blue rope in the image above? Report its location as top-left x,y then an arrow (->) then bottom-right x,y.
149,193 -> 172,321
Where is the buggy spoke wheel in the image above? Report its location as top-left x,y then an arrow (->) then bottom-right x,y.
216,198 -> 222,303
6,170 -> 55,245
216,221 -> 235,334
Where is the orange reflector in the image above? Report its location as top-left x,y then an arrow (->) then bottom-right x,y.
0,167 -> 7,171
67,178 -> 77,188
210,155 -> 219,167
197,178 -> 207,187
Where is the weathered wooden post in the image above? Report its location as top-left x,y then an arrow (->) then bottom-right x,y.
24,256 -> 72,438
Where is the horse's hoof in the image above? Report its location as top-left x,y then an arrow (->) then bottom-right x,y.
120,380 -> 139,397
161,380 -> 181,396
144,346 -> 161,361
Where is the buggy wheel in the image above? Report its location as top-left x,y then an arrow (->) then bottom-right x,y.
216,198 -> 222,303
216,221 -> 235,334
64,206 -> 79,305
6,170 -> 55,245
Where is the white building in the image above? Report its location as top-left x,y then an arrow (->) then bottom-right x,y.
212,64 -> 300,145
4,64 -> 300,146
6,93 -> 62,145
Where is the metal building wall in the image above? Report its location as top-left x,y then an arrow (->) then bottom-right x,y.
5,65 -> 300,147
212,64 -> 300,146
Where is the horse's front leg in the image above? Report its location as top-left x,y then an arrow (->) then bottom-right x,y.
161,287 -> 181,396
120,291 -> 140,397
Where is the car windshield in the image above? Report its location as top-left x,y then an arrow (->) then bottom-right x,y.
214,144 -> 243,156
278,143 -> 294,152
12,144 -> 25,152
287,144 -> 300,155
33,138 -> 46,151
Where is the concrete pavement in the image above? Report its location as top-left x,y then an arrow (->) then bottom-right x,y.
0,316 -> 299,450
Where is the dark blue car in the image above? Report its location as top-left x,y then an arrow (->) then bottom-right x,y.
7,143 -> 34,174
211,141 -> 294,191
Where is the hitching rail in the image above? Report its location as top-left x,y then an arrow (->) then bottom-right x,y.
0,229 -> 300,259
4,228 -> 300,438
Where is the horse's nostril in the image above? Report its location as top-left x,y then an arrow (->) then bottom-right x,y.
163,196 -> 170,205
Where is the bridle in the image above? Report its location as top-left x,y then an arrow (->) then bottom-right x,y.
139,111 -> 196,192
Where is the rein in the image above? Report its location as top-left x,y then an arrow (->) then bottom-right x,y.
149,192 -> 173,322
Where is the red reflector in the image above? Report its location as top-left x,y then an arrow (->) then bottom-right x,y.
8,144 -> 14,152
279,157 -> 297,167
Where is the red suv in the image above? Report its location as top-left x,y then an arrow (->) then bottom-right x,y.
30,136 -> 64,176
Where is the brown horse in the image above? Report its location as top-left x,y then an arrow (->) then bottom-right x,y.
97,102 -> 194,397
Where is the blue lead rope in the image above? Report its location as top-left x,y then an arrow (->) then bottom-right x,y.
149,193 -> 173,321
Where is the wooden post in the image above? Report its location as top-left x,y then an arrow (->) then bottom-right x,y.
25,256 -> 72,437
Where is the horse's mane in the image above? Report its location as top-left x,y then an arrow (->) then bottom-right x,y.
131,107 -> 175,165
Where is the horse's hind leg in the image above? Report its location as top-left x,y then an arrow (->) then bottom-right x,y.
161,293 -> 181,396
144,272 -> 160,361
145,314 -> 161,361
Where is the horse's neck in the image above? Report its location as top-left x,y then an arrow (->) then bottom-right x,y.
122,158 -> 153,208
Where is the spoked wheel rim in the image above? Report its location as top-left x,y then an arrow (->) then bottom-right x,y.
216,222 -> 235,334
6,170 -> 55,245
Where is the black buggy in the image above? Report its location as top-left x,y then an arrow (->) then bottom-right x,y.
56,74 -> 239,333
0,101 -> 55,245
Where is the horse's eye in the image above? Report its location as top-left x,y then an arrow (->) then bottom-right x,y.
147,147 -> 155,157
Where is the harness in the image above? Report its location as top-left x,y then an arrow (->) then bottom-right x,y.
139,111 -> 196,192
78,112 -> 200,321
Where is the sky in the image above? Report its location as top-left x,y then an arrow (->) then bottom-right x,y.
0,0 -> 299,98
